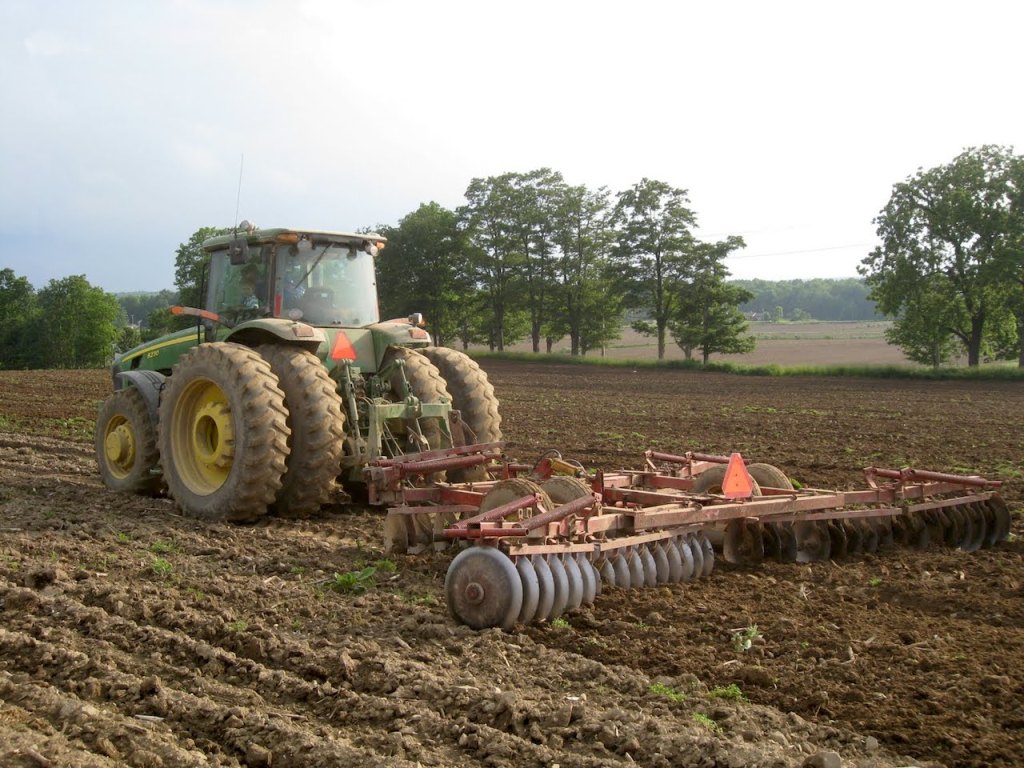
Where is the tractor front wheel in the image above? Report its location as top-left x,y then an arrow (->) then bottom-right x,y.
96,387 -> 162,495
158,343 -> 291,522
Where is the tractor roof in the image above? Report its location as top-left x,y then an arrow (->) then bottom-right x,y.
202,226 -> 386,252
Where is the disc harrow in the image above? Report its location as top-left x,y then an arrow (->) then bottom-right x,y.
372,446 -> 1010,630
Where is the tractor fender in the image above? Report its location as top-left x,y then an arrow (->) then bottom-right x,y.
113,369 -> 166,426
224,318 -> 326,353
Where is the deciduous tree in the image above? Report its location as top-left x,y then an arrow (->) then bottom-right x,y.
861,146 -> 1021,366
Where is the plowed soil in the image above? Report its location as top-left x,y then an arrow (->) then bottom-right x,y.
1,360 -> 1021,768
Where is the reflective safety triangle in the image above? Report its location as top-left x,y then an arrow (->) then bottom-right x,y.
721,452 -> 755,499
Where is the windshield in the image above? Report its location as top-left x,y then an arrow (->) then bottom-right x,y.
208,242 -> 380,327
280,244 -> 379,326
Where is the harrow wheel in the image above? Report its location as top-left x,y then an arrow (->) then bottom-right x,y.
723,519 -> 764,565
827,521 -> 848,559
158,343 -> 290,522
794,520 -> 831,563
688,535 -> 704,578
640,545 -> 659,587
626,548 -> 646,589
578,554 -> 599,603
611,552 -> 630,587
532,556 -> 556,621
516,557 -> 540,624
652,542 -> 671,583
987,497 -> 1011,545
564,555 -> 585,610
548,555 -> 570,618
96,387 -> 163,496
445,547 -> 522,630
479,478 -> 554,519
700,535 -> 715,576
257,345 -> 346,517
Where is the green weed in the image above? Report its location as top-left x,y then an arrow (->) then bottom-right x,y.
692,713 -> 721,732
869,576 -> 883,587
149,540 -> 177,555
732,624 -> 761,652
226,620 -> 247,632
151,557 -> 173,578
551,617 -> 571,630
326,566 -> 377,594
649,682 -> 687,702
709,683 -> 746,701
114,532 -> 131,544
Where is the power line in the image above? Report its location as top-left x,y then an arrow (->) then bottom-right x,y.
728,243 -> 874,260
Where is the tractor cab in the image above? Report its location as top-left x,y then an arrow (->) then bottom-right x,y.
203,226 -> 385,328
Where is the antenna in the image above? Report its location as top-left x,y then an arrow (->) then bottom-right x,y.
233,154 -> 245,229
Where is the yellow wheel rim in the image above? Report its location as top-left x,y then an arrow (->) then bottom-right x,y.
171,377 -> 236,495
102,415 -> 136,480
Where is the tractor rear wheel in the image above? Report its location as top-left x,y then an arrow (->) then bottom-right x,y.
382,346 -> 451,453
257,344 -> 346,517
158,342 -> 290,522
96,387 -> 162,495
420,347 -> 502,481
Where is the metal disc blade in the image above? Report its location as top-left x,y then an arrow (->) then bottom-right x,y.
547,555 -> 570,619
563,555 -> 584,611
876,518 -> 895,550
795,520 -> 831,563
761,523 -> 781,559
676,536 -> 695,581
640,545 -> 658,587
827,521 -> 848,559
532,555 -> 555,622
723,520 -> 764,566
688,535 -> 705,578
842,519 -> 863,556
597,557 -> 617,588
516,556 -> 540,625
652,542 -> 671,584
612,552 -> 631,587
576,554 -> 597,605
445,547 -> 523,630
665,539 -> 684,582
700,535 -> 715,577
622,548 -> 638,589
991,496 -> 1012,543
774,523 -> 798,562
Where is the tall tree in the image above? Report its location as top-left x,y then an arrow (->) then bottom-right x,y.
861,146 -> 1020,366
459,175 -> 522,351
669,237 -> 755,363
376,202 -> 475,347
36,275 -> 121,368
550,184 -> 620,355
613,179 -> 697,359
175,226 -> 231,310
0,269 -> 38,369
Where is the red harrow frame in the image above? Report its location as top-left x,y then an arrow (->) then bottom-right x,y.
369,445 -> 1010,630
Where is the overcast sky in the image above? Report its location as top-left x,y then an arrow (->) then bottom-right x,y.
2,0 -> 1022,293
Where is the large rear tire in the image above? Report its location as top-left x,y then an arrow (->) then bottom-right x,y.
257,345 -> 346,517
420,347 -> 501,482
158,343 -> 290,522
382,346 -> 451,453
96,388 -> 162,495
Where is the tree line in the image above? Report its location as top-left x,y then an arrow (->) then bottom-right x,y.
377,173 -> 754,362
2,148 -> 1021,369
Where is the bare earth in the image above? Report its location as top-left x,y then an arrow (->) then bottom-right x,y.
0,362 -> 1021,768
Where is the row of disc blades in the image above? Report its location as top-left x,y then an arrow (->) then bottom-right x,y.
444,534 -> 715,631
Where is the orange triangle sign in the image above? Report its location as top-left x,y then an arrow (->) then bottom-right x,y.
721,453 -> 755,499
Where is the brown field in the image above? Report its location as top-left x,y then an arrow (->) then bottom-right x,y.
497,321 -> 914,366
1,362 -> 1022,768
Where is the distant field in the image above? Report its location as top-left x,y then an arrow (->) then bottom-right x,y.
490,321 -> 915,366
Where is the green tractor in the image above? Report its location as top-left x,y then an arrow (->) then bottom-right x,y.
96,224 -> 501,522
